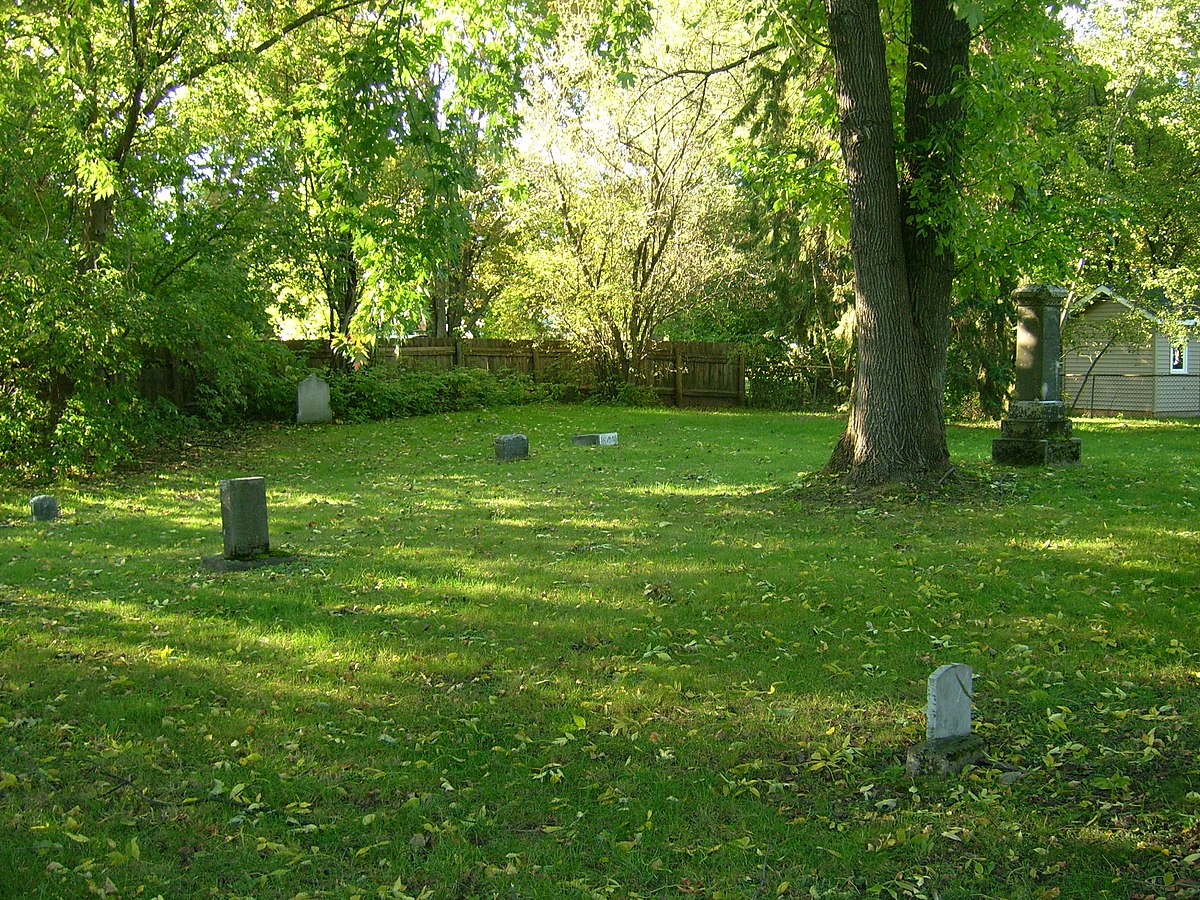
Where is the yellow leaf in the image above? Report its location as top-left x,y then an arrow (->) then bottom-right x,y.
64,832 -> 89,843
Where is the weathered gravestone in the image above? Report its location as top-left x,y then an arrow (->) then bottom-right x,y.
30,495 -> 59,521
495,434 -> 529,461
906,663 -> 985,775
202,477 -> 298,572
992,284 -> 1082,466
572,432 -> 619,446
296,374 -> 333,424
221,477 -> 270,559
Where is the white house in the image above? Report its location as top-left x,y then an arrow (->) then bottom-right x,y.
1062,286 -> 1200,417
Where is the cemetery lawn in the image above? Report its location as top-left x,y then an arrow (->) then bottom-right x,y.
3,404 -> 1200,900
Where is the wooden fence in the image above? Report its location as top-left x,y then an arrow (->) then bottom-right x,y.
285,337 -> 746,408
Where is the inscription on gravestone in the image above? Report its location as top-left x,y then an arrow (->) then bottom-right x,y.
296,374 -> 333,424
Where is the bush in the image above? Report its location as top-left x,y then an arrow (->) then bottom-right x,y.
742,342 -> 848,411
588,378 -> 661,407
328,365 -> 551,423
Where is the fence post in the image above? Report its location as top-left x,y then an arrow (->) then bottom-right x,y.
531,345 -> 540,382
737,354 -> 746,406
454,339 -> 464,369
673,345 -> 684,407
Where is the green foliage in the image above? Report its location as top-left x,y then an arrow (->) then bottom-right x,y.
1053,0 -> 1200,306
588,377 -> 661,406
328,365 -> 549,422
741,340 -> 848,411
263,0 -> 548,352
501,0 -> 753,384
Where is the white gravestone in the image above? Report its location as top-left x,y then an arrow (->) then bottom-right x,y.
571,432 -> 618,446
926,663 -> 974,740
907,663 -> 983,775
296,374 -> 333,424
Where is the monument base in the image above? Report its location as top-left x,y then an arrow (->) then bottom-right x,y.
906,734 -> 985,776
992,401 -> 1081,466
992,437 -> 1082,466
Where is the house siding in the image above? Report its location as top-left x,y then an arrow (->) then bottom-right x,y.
1064,296 -> 1200,417
1153,334 -> 1200,415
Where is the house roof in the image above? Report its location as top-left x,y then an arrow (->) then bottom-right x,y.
1071,285 -> 1199,327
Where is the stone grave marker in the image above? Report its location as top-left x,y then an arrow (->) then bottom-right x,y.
30,495 -> 59,521
495,434 -> 529,461
296,374 -> 333,424
203,477 -> 298,572
992,284 -> 1081,466
926,663 -> 973,740
221,476 -> 270,559
572,432 -> 618,446
906,663 -> 985,775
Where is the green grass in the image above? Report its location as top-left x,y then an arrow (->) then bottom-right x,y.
2,405 -> 1199,899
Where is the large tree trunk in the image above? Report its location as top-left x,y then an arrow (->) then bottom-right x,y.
825,0 -> 968,484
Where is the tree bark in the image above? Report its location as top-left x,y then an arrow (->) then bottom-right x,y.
825,0 -> 968,484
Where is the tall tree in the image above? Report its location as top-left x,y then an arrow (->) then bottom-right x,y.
1059,0 -> 1200,307
0,0 -> 367,470
503,0 -> 749,383
821,0 -> 968,483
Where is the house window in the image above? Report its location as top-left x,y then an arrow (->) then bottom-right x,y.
1171,342 -> 1188,373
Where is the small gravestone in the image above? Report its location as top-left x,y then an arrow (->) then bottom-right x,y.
906,663 -> 985,775
202,477 -> 298,572
296,374 -> 333,424
992,284 -> 1081,466
572,432 -> 618,446
221,477 -> 270,559
495,434 -> 528,461
30,495 -> 59,521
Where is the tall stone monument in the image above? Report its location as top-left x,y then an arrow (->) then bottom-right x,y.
992,284 -> 1082,466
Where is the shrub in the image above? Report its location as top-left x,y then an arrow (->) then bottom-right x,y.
742,342 -> 848,411
588,378 -> 661,407
328,365 -> 551,423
